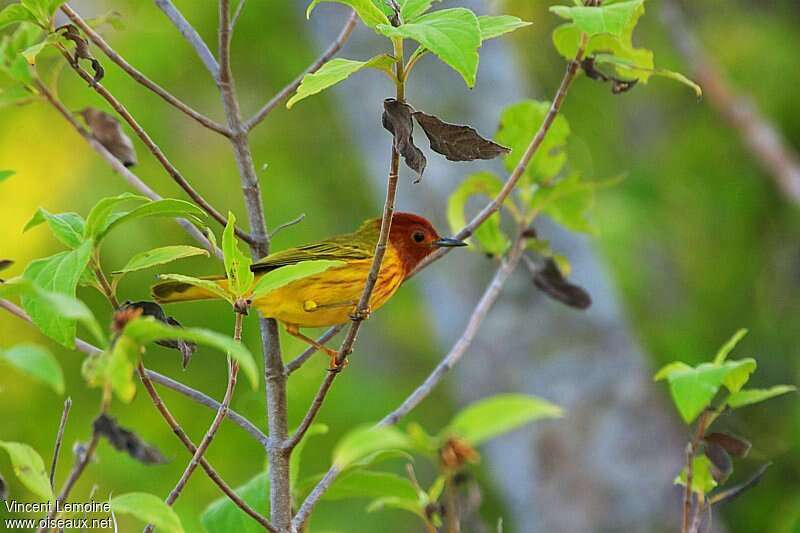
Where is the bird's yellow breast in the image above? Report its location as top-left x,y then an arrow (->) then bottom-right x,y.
253,246 -> 405,328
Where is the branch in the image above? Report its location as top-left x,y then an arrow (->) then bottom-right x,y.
661,0 -> 800,204
35,80 -> 221,258
144,369 -> 268,447
58,48 -> 254,245
245,10 -> 358,132
268,212 -> 306,240
154,0 -> 220,80
292,237 -> 526,528
285,325 -> 342,375
49,397 -> 72,489
412,41 -> 587,276
146,312 -> 244,531
60,4 -> 230,137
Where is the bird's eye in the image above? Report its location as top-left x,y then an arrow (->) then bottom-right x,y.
412,231 -> 425,243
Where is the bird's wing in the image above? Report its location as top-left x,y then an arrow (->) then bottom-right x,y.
250,234 -> 373,273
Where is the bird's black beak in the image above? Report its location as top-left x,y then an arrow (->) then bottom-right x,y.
432,237 -> 467,248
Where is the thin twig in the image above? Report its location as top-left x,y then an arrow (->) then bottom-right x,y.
144,369 -> 268,447
145,311 -> 244,532
58,48 -> 254,244
231,0 -> 246,31
154,0 -> 220,80
661,0 -> 800,204
60,4 -> 230,136
245,10 -> 358,132
683,410 -> 711,533
268,212 -> 306,240
412,40 -> 588,276
285,325 -> 342,375
292,238 -> 526,528
35,80 -> 220,258
49,397 -> 72,489
137,363 -> 276,533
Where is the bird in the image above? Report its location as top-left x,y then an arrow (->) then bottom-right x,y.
152,212 -> 466,366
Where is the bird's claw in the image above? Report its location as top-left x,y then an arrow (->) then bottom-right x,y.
350,307 -> 371,321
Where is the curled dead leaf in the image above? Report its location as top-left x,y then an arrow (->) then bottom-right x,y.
117,301 -> 196,368
704,442 -> 733,483
78,108 -> 137,167
704,432 -> 751,458
412,110 -> 509,162
93,414 -> 167,465
439,437 -> 480,470
382,98 -> 426,182
581,57 -> 638,95
533,258 -> 592,310
57,25 -> 104,84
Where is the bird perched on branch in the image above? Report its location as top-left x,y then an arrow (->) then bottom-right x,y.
152,212 -> 465,366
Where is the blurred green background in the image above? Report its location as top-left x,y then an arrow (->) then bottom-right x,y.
1,0 -> 799,531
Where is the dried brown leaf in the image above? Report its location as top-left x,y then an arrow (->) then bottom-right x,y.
704,442 -> 732,483
118,301 -> 196,368
704,432 -> 751,458
413,110 -> 509,162
93,414 -> 167,465
581,57 -> 638,95
382,98 -> 426,182
533,258 -> 592,310
79,108 -> 136,167
57,25 -> 104,84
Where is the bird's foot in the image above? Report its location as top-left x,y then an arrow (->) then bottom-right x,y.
350,306 -> 371,321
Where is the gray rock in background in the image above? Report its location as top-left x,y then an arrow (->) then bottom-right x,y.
307,4 -> 700,532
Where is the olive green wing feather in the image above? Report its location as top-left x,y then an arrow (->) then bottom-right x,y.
250,233 -> 374,273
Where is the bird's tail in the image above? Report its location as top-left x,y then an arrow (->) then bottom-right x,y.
151,275 -> 228,303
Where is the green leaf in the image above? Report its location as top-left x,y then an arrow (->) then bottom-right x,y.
400,0 -> 437,22
84,193 -> 148,239
654,359 -> 757,423
156,273 -> 232,302
0,344 -> 64,394
713,328 -> 748,365
222,212 -> 254,296
530,173 -> 622,234
446,171 -> 508,255
287,55 -> 396,109
550,0 -> 643,38
442,394 -> 562,446
377,8 -> 481,87
0,169 -> 15,182
250,260 -> 345,299
592,53 -> 701,97
322,470 -> 418,501
290,424 -> 328,493
675,455 -> 717,495
122,318 -> 259,389
495,100 -> 570,184
111,493 -> 184,533
106,335 -> 137,402
0,4 -> 38,30
98,198 -> 206,242
21,240 -> 93,348
0,441 -> 53,500
24,208 -> 86,249
367,496 -> 425,518
333,425 -> 412,469
113,245 -> 209,275
201,472 -> 268,533
727,385 -> 797,409
477,15 -> 532,41
306,0 -> 390,28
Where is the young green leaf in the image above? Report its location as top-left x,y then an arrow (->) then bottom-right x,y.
222,212 -> 254,296
106,335 -> 137,403
0,169 -> 15,182
306,0 -> 390,28
530,173 -> 622,234
0,5 -> 38,30
333,425 -> 412,469
477,15 -> 532,41
321,470 -> 418,501
111,493 -> 184,533
674,455 -> 717,496
98,198 -> 206,242
0,441 -> 53,501
377,8 -> 482,87
446,171 -> 507,255
713,328 -> 749,365
287,55 -> 395,109
442,394 -> 562,446
201,472 -> 268,533
726,385 -> 797,409
113,245 -> 209,275
23,208 -> 86,249
591,53 -> 701,97
367,496 -> 426,519
122,318 -> 259,389
155,273 -> 232,303
400,0 -> 438,22
550,0 -> 643,38
1,344 -> 64,394
83,192 -> 148,239
21,240 -> 93,348
250,260 -> 344,300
